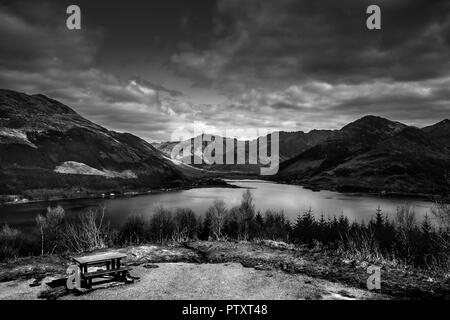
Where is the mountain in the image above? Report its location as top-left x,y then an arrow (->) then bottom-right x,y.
422,119 -> 450,152
152,130 -> 336,175
276,116 -> 450,195
0,89 -> 188,198
5,89 -> 445,199
258,129 -> 336,162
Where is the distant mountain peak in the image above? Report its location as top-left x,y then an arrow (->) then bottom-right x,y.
340,115 -> 406,141
423,118 -> 450,130
346,115 -> 404,126
0,89 -> 77,117
436,118 -> 450,125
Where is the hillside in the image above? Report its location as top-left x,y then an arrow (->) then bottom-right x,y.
153,115 -> 450,196
276,116 -> 450,195
152,130 -> 336,175
151,115 -> 450,196
0,89 -> 188,198
422,119 -> 450,153
3,89 -> 447,198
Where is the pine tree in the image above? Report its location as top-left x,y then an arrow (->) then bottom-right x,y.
254,211 -> 265,238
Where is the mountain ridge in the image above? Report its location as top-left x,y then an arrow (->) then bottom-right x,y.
0,89 -> 189,198
1,88 -> 448,198
276,115 -> 450,195
153,114 -> 450,195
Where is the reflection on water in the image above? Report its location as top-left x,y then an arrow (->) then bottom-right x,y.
0,180 -> 435,230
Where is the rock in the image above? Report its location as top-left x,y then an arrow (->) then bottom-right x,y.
359,261 -> 369,269
342,259 -> 353,265
29,278 -> 42,287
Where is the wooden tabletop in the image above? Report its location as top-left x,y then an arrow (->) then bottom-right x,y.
72,252 -> 127,265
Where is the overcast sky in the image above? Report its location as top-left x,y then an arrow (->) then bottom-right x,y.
0,0 -> 449,141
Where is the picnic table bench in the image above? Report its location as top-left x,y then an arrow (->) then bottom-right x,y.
72,252 -> 130,288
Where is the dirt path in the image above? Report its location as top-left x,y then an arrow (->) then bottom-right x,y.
0,262 -> 382,300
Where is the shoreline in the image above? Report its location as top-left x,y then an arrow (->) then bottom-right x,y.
1,176 -> 446,207
271,179 -> 447,203
0,178 -> 241,207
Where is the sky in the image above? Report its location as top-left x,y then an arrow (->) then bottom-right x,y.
0,0 -> 449,141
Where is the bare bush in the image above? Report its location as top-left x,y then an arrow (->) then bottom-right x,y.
120,215 -> 147,244
173,208 -> 199,242
0,224 -> 38,261
339,229 -> 392,265
431,201 -> 450,232
394,204 -> 417,261
149,205 -> 174,243
431,200 -> 450,267
35,205 -> 66,255
64,207 -> 109,253
205,200 -> 228,240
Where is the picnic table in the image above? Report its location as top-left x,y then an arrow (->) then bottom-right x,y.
72,252 -> 130,288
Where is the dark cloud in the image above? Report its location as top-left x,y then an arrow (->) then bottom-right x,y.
0,0 -> 449,141
171,0 -> 450,91
0,2 -> 101,72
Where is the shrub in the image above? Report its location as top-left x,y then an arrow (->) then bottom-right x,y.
63,208 -> 109,253
119,215 -> 147,244
0,224 -> 39,261
35,205 -> 66,255
173,208 -> 199,241
205,200 -> 228,240
148,205 -> 174,243
263,209 -> 290,242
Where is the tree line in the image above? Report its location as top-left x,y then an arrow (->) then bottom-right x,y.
1,190 -> 449,270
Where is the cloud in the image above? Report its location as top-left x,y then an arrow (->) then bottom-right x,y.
166,0 -> 450,134
170,0 -> 450,92
0,3 -> 101,71
205,78 -> 450,132
0,2 -> 200,141
0,0 -> 449,142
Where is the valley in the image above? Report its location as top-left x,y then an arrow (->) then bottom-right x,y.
1,89 -> 449,204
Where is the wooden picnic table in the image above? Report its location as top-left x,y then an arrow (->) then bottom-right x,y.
72,252 -> 129,288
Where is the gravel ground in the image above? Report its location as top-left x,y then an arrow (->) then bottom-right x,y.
62,262 -> 382,300
1,241 -> 446,300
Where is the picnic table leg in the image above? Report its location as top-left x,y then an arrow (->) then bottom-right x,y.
80,264 -> 90,288
113,259 -> 119,277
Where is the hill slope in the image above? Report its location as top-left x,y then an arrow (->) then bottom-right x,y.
0,89 -> 188,197
422,119 -> 450,153
276,116 -> 450,195
152,130 -> 336,176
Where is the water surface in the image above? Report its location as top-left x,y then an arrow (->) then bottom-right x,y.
0,180 -> 436,230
